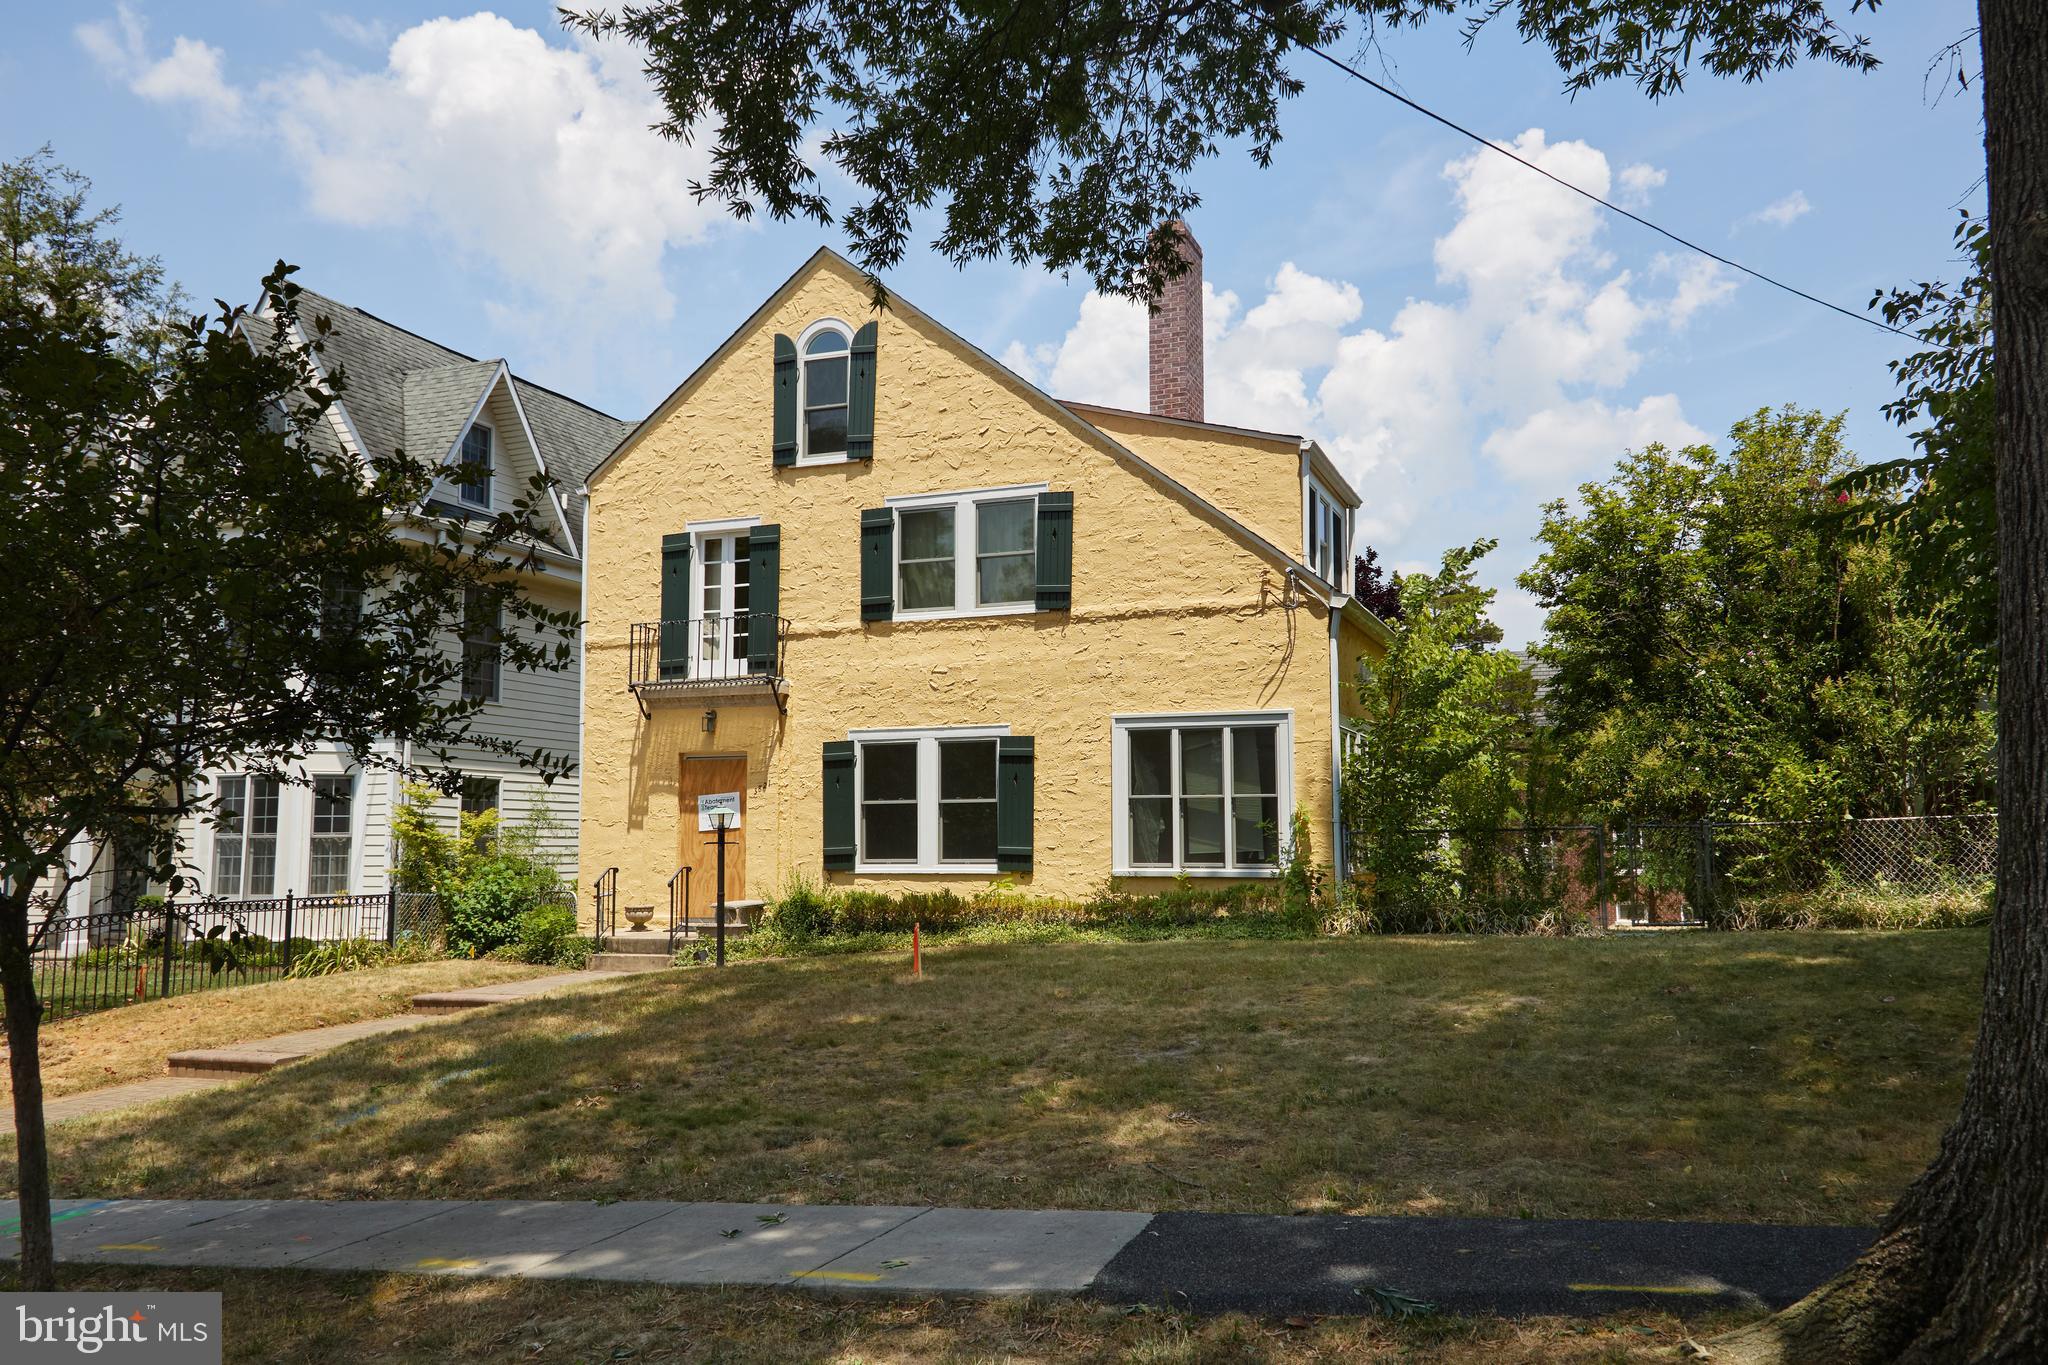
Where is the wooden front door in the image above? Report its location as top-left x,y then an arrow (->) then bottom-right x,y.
679,755 -> 748,913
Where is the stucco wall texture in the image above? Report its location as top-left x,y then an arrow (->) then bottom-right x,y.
582,256 -> 1368,916
1071,406 -> 1305,557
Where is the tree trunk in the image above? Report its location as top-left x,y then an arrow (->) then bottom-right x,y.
1711,3 -> 2048,1359
0,891 -> 57,1291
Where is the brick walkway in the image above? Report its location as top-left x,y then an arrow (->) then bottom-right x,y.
1,1078 -> 230,1134
5,970 -> 621,1133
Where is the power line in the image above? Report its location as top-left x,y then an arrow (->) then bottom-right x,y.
1257,13 -> 1918,342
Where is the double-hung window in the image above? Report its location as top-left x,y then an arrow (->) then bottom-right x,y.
1115,714 -> 1288,875
318,572 -> 364,637
854,727 -> 1005,870
461,587 -> 500,702
212,775 -> 280,896
891,486 -> 1042,617
458,423 -> 493,509
1306,480 -> 1347,587
308,775 -> 354,894
801,326 -> 850,460
460,777 -> 501,819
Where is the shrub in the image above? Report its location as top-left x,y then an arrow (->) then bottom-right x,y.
286,939 -> 392,978
764,873 -> 833,942
499,901 -> 592,967
1703,881 -> 1993,931
445,860 -> 547,957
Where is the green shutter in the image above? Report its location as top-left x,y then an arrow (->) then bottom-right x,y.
772,333 -> 798,466
746,524 -> 781,673
846,321 -> 877,461
822,740 -> 856,870
1034,492 -> 1073,611
996,736 -> 1034,871
659,533 -> 692,679
860,507 -> 894,621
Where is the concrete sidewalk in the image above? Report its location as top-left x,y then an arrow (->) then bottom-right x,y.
0,1197 -> 1870,1317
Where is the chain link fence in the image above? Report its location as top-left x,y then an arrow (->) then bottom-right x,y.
1346,814 -> 1995,932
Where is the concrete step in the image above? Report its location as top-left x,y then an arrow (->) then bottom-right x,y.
599,934 -> 676,955
588,952 -> 675,974
166,1047 -> 312,1079
166,1015 -> 433,1077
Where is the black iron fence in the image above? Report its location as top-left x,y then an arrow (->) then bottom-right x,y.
31,889 -> 441,1023
1344,815 -> 1996,930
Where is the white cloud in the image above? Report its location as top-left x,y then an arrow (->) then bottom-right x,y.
1005,129 -> 1733,641
1617,163 -> 1667,207
1659,254 -> 1739,329
1483,394 -> 1708,485
1736,190 -> 1813,231
78,5 -> 242,133
78,9 -> 727,327
320,14 -> 391,48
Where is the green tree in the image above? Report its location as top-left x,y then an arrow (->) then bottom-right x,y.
0,152 -> 578,1290
1840,213 -> 1996,669
1522,407 -> 1992,827
1342,540 -> 1530,900
565,1 -> 1876,300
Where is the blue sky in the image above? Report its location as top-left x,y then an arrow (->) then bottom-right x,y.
5,2 -> 1987,642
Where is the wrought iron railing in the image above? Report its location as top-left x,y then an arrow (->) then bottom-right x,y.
28,890 -> 439,1023
667,864 -> 694,948
627,615 -> 788,690
592,866 -> 619,940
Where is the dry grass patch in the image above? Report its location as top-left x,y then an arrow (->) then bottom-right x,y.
34,1265 -> 1760,1363
16,932 -> 1984,1225
7,960 -> 552,1099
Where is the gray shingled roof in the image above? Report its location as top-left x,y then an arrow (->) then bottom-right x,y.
259,286 -> 632,552
402,360 -> 500,470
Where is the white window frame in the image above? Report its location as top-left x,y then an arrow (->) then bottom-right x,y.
1304,476 -> 1349,588
690,527 -> 756,680
211,773 -> 282,897
461,587 -> 501,704
460,776 -> 502,820
850,724 -> 1011,874
457,419 -> 494,510
307,773 -> 357,896
796,317 -> 854,466
886,483 -> 1048,620
1111,711 -> 1292,878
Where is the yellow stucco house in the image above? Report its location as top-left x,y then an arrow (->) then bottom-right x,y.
578,228 -> 1387,925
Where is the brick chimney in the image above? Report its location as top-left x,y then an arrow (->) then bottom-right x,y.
1147,221 -> 1204,422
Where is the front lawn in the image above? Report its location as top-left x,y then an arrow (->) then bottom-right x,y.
9,959 -> 553,1100
15,932 -> 1984,1226
26,1266 -> 1758,1363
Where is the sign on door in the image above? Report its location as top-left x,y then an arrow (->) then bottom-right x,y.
697,792 -> 742,831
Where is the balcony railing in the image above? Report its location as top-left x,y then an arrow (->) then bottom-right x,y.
628,615 -> 789,695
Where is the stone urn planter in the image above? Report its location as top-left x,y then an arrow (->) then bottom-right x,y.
624,904 -> 656,932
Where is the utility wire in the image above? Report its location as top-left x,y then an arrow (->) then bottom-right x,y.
1254,12 -> 1919,341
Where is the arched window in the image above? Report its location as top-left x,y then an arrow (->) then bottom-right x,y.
801,324 -> 851,459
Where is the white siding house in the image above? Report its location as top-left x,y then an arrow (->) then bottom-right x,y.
61,287 -> 625,916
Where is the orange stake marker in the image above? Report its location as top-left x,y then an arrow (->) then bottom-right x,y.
912,922 -> 922,978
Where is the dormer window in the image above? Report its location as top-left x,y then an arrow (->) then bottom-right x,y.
459,423 -> 493,509
801,326 -> 850,460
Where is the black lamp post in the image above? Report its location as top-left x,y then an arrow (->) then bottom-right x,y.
711,808 -> 732,968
